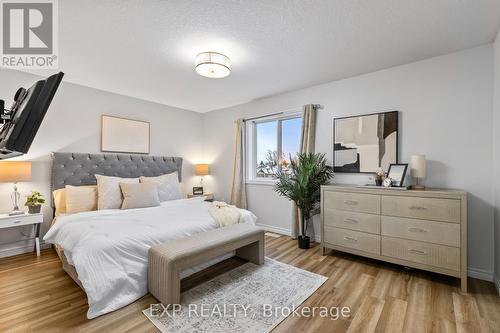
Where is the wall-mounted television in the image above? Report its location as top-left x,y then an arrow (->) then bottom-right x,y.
0,72 -> 64,159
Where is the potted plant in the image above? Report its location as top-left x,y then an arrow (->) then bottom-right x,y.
274,153 -> 334,249
25,191 -> 45,214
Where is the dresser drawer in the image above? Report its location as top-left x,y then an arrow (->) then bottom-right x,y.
324,191 -> 380,214
381,216 -> 460,247
324,208 -> 380,234
382,196 -> 460,223
0,214 -> 42,228
324,226 -> 380,255
382,236 -> 460,271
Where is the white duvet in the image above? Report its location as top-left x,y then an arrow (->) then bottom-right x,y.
43,197 -> 257,319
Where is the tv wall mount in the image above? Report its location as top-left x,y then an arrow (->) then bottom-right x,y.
1,87 -> 28,127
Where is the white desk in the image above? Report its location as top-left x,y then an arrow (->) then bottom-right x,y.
0,212 -> 43,256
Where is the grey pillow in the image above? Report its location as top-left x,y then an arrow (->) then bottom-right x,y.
120,182 -> 160,210
140,172 -> 183,202
96,174 -> 139,210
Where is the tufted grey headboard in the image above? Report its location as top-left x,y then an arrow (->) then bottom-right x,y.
51,152 -> 183,196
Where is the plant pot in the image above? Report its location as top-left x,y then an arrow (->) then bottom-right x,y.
298,235 -> 310,249
375,179 -> 382,186
28,205 -> 41,214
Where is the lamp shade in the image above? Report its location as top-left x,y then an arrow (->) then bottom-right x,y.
0,161 -> 32,182
195,164 -> 209,176
410,155 -> 426,178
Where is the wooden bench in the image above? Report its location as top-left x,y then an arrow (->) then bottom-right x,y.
148,223 -> 265,305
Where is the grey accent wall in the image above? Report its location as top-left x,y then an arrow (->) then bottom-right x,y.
493,29 -> 500,292
0,69 -> 204,257
202,45 -> 495,280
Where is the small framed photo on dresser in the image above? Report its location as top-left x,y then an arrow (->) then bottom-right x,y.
387,164 -> 408,187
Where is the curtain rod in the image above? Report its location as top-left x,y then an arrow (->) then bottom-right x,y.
242,104 -> 323,122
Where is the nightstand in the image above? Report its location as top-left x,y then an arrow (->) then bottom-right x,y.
0,212 -> 43,256
187,193 -> 214,201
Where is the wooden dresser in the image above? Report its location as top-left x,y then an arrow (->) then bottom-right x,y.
321,185 -> 467,291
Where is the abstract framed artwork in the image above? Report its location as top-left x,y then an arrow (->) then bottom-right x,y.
333,111 -> 398,173
101,115 -> 150,154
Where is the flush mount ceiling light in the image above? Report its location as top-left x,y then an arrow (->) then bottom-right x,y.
195,52 -> 231,78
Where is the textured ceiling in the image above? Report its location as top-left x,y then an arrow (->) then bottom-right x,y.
25,0 -> 500,112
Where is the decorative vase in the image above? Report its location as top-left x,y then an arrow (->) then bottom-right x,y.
375,179 -> 382,186
298,235 -> 310,249
28,205 -> 41,214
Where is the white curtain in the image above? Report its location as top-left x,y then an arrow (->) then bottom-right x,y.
230,119 -> 247,209
291,104 -> 317,239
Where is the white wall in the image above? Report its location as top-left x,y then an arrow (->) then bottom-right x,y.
493,30 -> 500,290
0,69 -> 204,257
202,45 -> 495,279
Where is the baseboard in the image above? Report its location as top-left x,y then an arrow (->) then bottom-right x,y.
494,274 -> 500,296
467,267 -> 494,281
256,223 -> 322,242
256,223 -> 291,237
0,241 -> 50,259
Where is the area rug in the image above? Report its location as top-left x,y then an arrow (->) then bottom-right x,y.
143,258 -> 327,333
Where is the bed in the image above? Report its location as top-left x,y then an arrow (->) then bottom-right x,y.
44,153 -> 257,319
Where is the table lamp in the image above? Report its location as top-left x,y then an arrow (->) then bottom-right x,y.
194,164 -> 209,194
0,161 -> 32,215
410,155 -> 426,190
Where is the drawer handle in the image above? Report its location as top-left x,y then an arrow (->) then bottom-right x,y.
408,249 -> 427,255
409,205 -> 427,211
343,236 -> 358,242
344,218 -> 359,224
12,220 -> 22,224
408,227 -> 427,233
344,200 -> 358,206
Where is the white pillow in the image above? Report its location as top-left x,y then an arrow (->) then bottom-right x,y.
65,185 -> 98,214
120,182 -> 160,210
140,172 -> 183,202
95,174 -> 139,209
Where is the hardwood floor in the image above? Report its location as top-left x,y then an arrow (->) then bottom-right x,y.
1,235 -> 499,332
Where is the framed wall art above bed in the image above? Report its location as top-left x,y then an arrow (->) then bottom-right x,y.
101,115 -> 150,154
333,111 -> 398,173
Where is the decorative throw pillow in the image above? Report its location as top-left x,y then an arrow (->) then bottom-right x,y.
120,182 -> 160,210
95,174 -> 139,210
65,185 -> 98,214
52,188 -> 67,216
139,172 -> 183,202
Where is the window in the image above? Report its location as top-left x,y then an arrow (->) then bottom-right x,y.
247,113 -> 303,181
